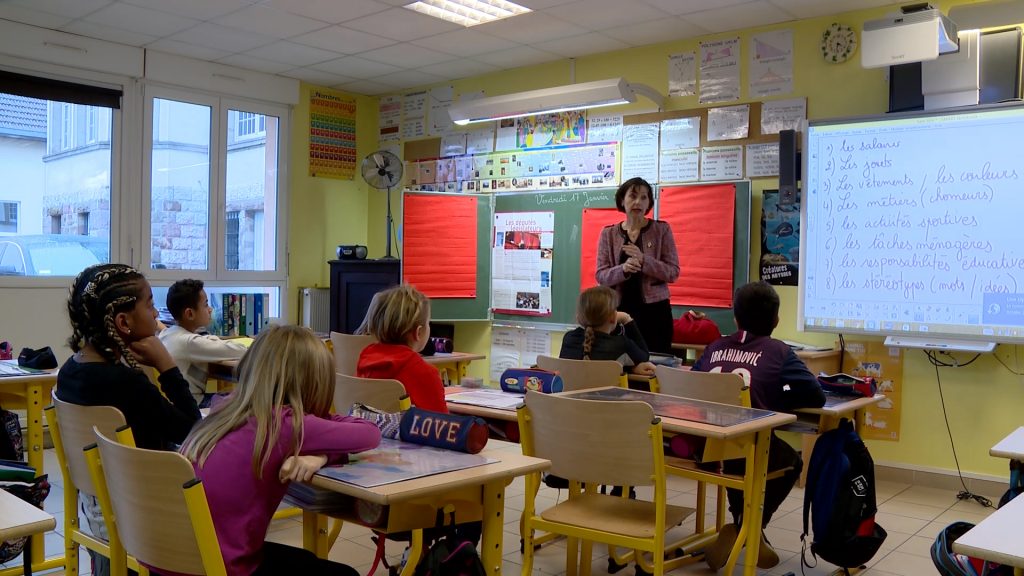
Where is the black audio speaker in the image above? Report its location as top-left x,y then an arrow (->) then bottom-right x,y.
778,129 -> 799,206
336,245 -> 368,260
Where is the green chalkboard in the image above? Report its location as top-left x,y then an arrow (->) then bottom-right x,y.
404,191 -> 492,321
493,188 -> 619,326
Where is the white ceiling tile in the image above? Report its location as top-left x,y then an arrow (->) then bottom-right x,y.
643,0 -> 751,16
767,0 -> 893,20
515,0 -> 579,8
61,20 -> 158,46
0,4 -> 76,28
312,55 -> 403,79
418,59 -> 499,80
411,29 -> 519,58
244,40 -> 342,66
474,11 -> 586,44
166,22 -> 278,53
341,8 -> 461,42
146,39 -> 233,61
5,0 -> 112,19
213,4 -> 328,38
269,0 -> 390,24
360,44 -> 455,68
216,54 -> 299,74
603,16 -> 710,46
533,31 -> 629,57
84,3 -> 200,38
371,68 -> 444,89
543,0 -> 671,31
281,67 -> 356,86
336,79 -> 396,96
685,1 -> 796,34
475,45 -> 561,68
121,0 -> 253,20
291,26 -> 395,54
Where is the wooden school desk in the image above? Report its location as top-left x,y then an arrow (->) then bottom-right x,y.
558,387 -> 796,576
0,360 -> 62,576
300,441 -> 548,576
424,352 -> 486,385
793,393 -> 886,487
0,488 -> 56,576
671,343 -> 842,376
990,426 -> 1024,462
953,490 -> 1024,575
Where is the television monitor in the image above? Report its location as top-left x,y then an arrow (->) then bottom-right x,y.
799,103 -> 1024,351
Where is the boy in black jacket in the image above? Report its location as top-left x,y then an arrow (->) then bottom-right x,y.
693,281 -> 825,570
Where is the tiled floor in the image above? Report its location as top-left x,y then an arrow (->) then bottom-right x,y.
1,446 -> 1001,576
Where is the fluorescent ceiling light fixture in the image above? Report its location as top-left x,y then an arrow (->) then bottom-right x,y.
448,78 -> 664,125
404,0 -> 531,27
949,0 -> 1024,31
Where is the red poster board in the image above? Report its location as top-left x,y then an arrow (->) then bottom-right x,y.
660,184 -> 735,308
403,195 -> 477,298
580,208 -> 625,291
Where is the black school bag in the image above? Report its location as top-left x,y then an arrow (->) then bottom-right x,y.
412,510 -> 485,576
801,418 -> 887,572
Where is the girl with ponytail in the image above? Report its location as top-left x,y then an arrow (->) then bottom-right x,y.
559,285 -> 656,375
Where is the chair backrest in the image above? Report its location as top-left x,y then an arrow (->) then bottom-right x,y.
330,331 -> 376,376
536,355 -> 623,392
519,391 -> 661,488
93,428 -> 225,576
334,373 -> 407,414
50,393 -> 128,497
653,365 -> 749,407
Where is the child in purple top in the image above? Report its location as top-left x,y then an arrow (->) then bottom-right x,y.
693,281 -> 825,571
181,325 -> 381,576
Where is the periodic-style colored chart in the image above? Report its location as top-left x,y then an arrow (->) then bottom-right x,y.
308,87 -> 357,180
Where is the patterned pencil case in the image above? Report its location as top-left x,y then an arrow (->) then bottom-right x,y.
348,403 -> 403,439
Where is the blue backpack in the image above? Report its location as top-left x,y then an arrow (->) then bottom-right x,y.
801,418 -> 887,572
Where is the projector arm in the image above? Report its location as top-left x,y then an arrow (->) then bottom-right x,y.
627,82 -> 665,112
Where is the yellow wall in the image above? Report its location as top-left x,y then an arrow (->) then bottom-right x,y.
296,0 -> 1024,478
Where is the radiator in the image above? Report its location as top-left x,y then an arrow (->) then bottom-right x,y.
300,287 -> 331,333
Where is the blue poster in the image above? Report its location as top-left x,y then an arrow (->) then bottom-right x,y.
760,189 -> 799,286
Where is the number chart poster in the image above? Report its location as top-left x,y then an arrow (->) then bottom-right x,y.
760,189 -> 800,286
492,212 -> 554,316
308,88 -> 356,180
842,340 -> 903,441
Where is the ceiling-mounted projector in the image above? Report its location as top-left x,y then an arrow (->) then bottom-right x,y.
861,7 -> 959,68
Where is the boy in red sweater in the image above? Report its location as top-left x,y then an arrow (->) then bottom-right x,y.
356,284 -> 447,413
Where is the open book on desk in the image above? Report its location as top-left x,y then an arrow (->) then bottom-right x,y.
446,389 -> 523,411
782,340 -> 833,352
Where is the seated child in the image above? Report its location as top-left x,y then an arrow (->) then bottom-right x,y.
181,325 -> 381,576
356,284 -> 447,413
57,263 -> 202,576
693,281 -> 825,571
159,279 -> 248,406
559,285 -> 656,376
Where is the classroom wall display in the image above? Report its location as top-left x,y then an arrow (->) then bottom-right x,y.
489,327 -> 552,383
801,104 -> 1024,345
749,29 -> 794,97
660,184 -> 736,308
760,189 -> 800,286
516,111 -> 587,148
492,212 -> 554,316
308,87 -> 356,180
403,194 -> 478,298
842,341 -> 903,441
700,37 -> 740,104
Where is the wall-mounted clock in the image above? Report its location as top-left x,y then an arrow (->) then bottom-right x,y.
821,23 -> 857,64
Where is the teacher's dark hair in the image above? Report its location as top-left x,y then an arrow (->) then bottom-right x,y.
614,177 -> 654,214
733,281 -> 780,337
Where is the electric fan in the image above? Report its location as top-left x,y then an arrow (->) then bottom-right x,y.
360,150 -> 404,260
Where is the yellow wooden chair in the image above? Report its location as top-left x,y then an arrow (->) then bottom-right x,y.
518,391 -> 694,576
44,395 -> 141,576
333,373 -> 410,414
535,355 -> 627,391
89,426 -> 226,576
330,331 -> 376,376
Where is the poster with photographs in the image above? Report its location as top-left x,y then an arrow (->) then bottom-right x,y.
492,212 -> 554,316
760,189 -> 800,285
842,341 -> 903,441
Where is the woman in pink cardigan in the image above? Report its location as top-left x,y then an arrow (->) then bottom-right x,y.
595,177 -> 680,354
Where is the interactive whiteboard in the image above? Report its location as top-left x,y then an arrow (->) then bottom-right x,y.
800,104 -> 1024,347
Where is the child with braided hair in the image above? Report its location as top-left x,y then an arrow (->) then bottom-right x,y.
559,285 -> 656,375
57,263 -> 201,576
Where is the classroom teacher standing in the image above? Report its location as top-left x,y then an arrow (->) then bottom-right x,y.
595,177 -> 680,354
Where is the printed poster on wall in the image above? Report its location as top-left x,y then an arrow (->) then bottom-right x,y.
489,327 -> 552,383
620,123 -> 659,184
761,98 -> 806,134
699,37 -> 740,103
587,113 -> 622,143
308,87 -> 356,180
428,85 -> 455,137
760,189 -> 799,286
749,29 -> 794,97
668,51 -> 696,97
492,212 -> 554,316
378,94 -> 401,142
842,341 -> 903,441
517,112 -> 587,149
401,91 -> 427,140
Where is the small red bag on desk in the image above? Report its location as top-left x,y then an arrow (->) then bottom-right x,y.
672,310 -> 721,345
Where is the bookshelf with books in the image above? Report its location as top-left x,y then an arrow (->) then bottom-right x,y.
209,292 -> 271,337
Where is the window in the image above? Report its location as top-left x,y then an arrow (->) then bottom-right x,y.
225,211 -> 239,270
77,212 -> 89,235
225,107 -> 278,271
59,102 -> 73,151
235,111 -> 265,140
0,202 -> 18,233
50,214 -> 61,234
85,108 -> 99,144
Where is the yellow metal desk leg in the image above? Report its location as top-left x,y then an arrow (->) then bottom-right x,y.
26,380 -> 48,570
456,361 -> 468,386
302,511 -> 329,558
724,430 -> 771,576
480,480 -> 506,576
